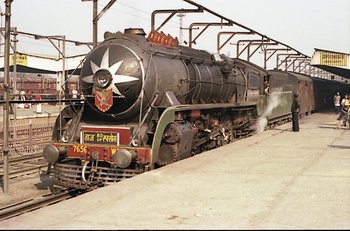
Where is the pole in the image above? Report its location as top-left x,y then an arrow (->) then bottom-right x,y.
177,11 -> 185,45
62,36 -> 67,96
85,0 -> 118,47
2,0 -> 13,194
93,0 -> 97,47
12,27 -> 17,120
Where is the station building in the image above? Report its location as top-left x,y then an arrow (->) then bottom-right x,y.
311,48 -> 350,83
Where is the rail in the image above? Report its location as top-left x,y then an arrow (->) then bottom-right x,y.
0,153 -> 48,179
0,189 -> 83,221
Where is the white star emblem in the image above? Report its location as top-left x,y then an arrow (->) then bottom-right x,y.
82,48 -> 139,95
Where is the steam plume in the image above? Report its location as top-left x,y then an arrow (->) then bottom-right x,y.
255,88 -> 284,133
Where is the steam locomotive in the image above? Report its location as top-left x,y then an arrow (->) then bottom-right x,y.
42,28 -> 350,190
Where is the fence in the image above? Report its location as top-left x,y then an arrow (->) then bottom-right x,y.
0,116 -> 56,159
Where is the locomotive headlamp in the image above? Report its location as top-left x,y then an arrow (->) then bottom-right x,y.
43,144 -> 67,164
113,149 -> 137,168
93,69 -> 112,88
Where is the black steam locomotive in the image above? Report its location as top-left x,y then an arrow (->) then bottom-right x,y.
43,28 -> 350,190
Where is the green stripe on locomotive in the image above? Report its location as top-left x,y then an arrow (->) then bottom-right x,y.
151,102 -> 256,166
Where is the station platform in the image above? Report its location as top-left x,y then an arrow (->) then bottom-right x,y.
0,111 -> 349,229
0,103 -> 61,121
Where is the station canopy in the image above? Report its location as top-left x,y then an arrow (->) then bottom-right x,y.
310,48 -> 350,80
0,53 -> 84,75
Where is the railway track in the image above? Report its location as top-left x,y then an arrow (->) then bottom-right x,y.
0,153 -> 48,179
0,189 -> 83,221
0,153 -> 86,222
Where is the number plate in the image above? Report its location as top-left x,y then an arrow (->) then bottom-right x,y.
83,131 -> 119,145
73,145 -> 87,153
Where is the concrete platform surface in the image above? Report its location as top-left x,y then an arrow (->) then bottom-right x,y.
1,111 -> 349,230
0,103 -> 61,121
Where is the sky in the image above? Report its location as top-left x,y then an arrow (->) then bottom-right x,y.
1,0 -> 349,68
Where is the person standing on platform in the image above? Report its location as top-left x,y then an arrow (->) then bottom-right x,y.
340,94 -> 349,126
291,94 -> 300,132
26,90 -> 32,101
336,95 -> 350,130
334,92 -> 341,114
18,90 -> 28,108
35,91 -> 42,114
20,90 -> 26,101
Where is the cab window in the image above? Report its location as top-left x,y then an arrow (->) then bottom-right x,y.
248,73 -> 259,90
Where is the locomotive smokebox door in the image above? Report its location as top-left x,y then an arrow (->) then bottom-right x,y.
80,44 -> 143,116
